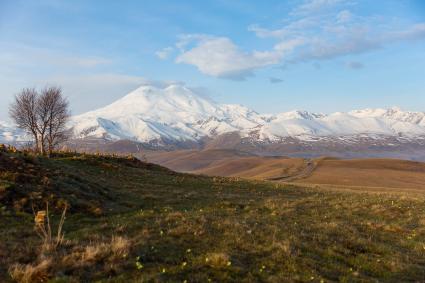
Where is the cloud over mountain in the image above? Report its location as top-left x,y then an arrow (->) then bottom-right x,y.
175,36 -> 302,80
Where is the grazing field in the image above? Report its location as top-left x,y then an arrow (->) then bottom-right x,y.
1,149 -> 425,282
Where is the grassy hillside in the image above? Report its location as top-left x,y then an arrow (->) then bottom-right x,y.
1,148 -> 425,282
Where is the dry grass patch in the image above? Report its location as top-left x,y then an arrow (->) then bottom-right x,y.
9,236 -> 131,282
9,259 -> 52,283
66,236 -> 131,266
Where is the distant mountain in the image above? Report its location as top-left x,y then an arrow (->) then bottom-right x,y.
70,83 -> 425,143
2,83 -> 425,160
70,84 -> 265,144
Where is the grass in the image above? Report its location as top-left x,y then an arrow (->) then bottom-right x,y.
1,149 -> 425,282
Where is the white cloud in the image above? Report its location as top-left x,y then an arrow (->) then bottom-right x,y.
249,7 -> 425,64
175,36 -> 303,79
248,18 -> 316,39
155,47 -> 173,60
0,73 -> 151,119
163,0 -> 425,79
296,32 -> 380,61
248,25 -> 289,39
0,44 -> 111,69
0,43 -> 148,118
386,23 -> 425,42
294,22 -> 425,62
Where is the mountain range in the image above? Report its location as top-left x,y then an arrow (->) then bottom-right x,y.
1,83 -> 425,160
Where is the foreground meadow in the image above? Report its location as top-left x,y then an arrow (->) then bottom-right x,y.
1,149 -> 425,282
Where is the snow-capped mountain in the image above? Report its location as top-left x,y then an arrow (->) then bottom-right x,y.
70,84 -> 264,143
70,84 -> 425,144
2,83 -> 425,155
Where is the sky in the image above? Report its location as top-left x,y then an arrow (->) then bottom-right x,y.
0,0 -> 425,120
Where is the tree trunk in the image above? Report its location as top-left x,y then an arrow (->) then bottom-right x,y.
32,130 -> 39,153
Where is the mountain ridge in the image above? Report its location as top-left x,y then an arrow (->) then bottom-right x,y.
2,84 -> 425,152
69,83 -> 425,144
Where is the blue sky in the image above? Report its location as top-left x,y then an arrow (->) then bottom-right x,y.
0,0 -> 424,119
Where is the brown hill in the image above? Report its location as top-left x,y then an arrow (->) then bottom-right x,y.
191,156 -> 306,179
146,150 -> 425,190
294,158 -> 425,190
144,149 -> 258,172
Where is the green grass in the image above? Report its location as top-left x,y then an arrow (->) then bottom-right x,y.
1,150 -> 425,282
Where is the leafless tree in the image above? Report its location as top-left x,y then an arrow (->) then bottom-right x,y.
9,88 -> 41,152
9,87 -> 70,155
38,87 -> 70,155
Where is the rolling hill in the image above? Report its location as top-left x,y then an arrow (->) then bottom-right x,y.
146,150 -> 425,191
294,158 -> 425,190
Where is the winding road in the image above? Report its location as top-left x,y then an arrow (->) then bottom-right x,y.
266,159 -> 317,182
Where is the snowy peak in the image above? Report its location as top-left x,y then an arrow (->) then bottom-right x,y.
273,110 -> 325,120
349,107 -> 425,124
62,84 -> 425,144
82,84 -> 220,122
71,84 -> 266,143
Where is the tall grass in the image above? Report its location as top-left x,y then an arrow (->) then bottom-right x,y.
33,202 -> 67,253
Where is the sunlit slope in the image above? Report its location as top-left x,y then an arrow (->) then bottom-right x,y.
147,150 -> 425,190
294,158 -> 425,189
192,156 -> 306,179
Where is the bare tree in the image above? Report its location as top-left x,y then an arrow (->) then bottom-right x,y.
9,88 -> 41,152
38,87 -> 70,155
9,86 -> 70,155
